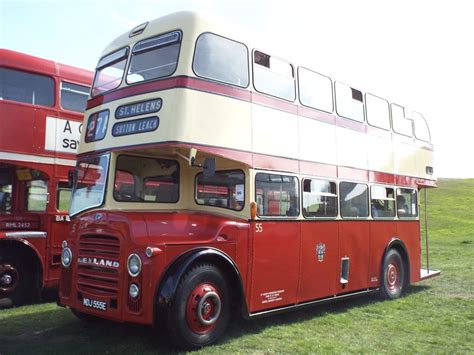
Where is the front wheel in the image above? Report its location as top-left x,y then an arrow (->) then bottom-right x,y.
167,264 -> 230,349
0,252 -> 34,307
381,249 -> 405,299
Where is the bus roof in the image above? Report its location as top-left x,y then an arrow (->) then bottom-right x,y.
0,48 -> 93,85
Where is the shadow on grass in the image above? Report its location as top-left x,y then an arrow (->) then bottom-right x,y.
0,285 -> 431,354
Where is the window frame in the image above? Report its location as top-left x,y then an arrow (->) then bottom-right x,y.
412,111 -> 431,142
301,177 -> 338,219
91,46 -> 129,97
125,29 -> 182,86
252,49 -> 296,102
390,103 -> 413,137
334,81 -> 365,123
297,66 -> 334,114
365,92 -> 391,131
192,32 -> 250,89
194,169 -> 246,212
255,171 -> 300,219
339,181 -> 370,219
113,154 -> 180,204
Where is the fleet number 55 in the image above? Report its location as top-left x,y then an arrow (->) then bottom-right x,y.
255,223 -> 263,233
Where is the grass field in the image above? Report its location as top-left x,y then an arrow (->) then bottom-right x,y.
0,178 -> 473,354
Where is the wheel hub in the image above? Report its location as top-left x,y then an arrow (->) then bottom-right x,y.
1,274 -> 13,286
386,263 -> 399,291
186,283 -> 222,334
0,264 -> 19,292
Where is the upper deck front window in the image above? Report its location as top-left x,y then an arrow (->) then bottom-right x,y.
127,31 -> 181,84
92,48 -> 129,97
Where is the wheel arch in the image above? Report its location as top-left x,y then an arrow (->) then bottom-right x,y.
154,247 -> 248,322
0,238 -> 44,289
383,237 -> 410,287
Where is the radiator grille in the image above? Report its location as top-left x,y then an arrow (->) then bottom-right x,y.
77,235 -> 121,298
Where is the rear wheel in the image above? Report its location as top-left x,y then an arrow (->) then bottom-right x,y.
0,252 -> 34,307
167,264 -> 230,349
381,249 -> 405,299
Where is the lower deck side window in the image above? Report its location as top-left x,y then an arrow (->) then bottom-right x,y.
256,173 -> 299,217
195,170 -> 245,211
397,188 -> 418,218
340,182 -> 369,218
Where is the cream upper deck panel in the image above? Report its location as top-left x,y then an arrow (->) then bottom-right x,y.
80,11 -> 435,183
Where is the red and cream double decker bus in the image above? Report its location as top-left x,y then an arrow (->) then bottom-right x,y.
59,12 -> 439,347
0,49 -> 93,307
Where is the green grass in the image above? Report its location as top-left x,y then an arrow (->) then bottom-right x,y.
1,178 -> 473,354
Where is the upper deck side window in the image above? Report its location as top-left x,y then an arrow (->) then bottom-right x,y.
92,47 -> 129,97
0,67 -> 54,107
335,82 -> 364,122
60,81 -> 90,112
365,93 -> 390,130
193,33 -> 249,88
298,67 -> 333,113
391,103 -> 413,137
253,50 -> 295,101
127,31 -> 181,84
412,112 -> 431,142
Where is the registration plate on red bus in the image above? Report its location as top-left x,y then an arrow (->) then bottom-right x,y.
82,297 -> 107,311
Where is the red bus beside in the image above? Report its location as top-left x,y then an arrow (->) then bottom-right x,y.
59,12 -> 439,348
0,49 -> 93,307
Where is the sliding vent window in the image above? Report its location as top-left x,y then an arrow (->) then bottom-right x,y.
92,47 -> 128,96
371,185 -> 395,218
61,82 -> 90,112
302,179 -> 337,218
127,31 -> 181,84
255,173 -> 299,217
340,182 -> 369,218
335,82 -> 364,122
0,68 -> 54,107
195,170 -> 245,211
298,68 -> 333,113
365,93 -> 390,130
194,33 -> 249,87
391,104 -> 413,137
253,51 -> 295,101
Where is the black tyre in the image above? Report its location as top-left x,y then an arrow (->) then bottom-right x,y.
167,263 -> 230,349
0,251 -> 34,307
381,249 -> 405,300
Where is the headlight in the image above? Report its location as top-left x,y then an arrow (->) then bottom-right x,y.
127,253 -> 142,277
61,247 -> 72,268
129,284 -> 140,299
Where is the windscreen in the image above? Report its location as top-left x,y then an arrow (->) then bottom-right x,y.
70,154 -> 109,216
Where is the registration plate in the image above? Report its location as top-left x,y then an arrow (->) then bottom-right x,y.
82,297 -> 107,311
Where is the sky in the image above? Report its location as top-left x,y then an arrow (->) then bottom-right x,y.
1,0 -> 473,178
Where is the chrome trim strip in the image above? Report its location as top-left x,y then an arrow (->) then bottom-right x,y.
5,231 -> 47,238
248,288 -> 379,319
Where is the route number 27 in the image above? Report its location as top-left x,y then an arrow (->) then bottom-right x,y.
255,223 -> 263,233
